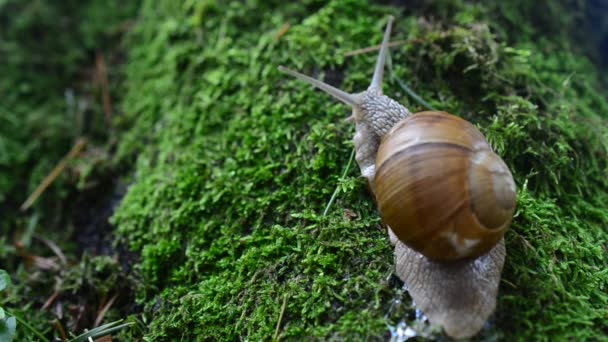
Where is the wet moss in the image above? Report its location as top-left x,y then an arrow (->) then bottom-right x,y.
111,0 -> 608,340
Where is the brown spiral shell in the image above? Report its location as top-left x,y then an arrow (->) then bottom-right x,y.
375,111 -> 517,261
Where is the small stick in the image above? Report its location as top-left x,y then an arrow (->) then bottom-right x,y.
94,293 -> 119,328
344,30 -> 454,57
41,290 -> 60,311
274,23 -> 290,41
344,39 -> 415,57
96,51 -> 113,125
54,319 -> 68,341
20,138 -> 87,211
273,294 -> 288,341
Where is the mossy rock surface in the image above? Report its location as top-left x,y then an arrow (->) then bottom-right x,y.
111,0 -> 608,340
1,0 -> 607,341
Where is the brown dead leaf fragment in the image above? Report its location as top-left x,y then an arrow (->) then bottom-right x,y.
95,335 -> 113,342
343,208 -> 357,221
36,235 -> 68,266
274,23 -> 290,41
25,255 -> 61,271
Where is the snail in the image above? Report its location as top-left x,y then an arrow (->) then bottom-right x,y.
278,16 -> 516,339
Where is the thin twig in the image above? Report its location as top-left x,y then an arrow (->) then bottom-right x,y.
345,30 -> 456,57
95,51 -> 113,124
273,294 -> 288,341
41,290 -> 60,311
54,319 -> 68,341
20,138 -> 87,211
344,39 -> 417,57
274,23 -> 290,41
94,293 -> 119,328
323,148 -> 356,216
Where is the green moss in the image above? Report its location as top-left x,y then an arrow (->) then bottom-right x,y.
110,0 -> 608,340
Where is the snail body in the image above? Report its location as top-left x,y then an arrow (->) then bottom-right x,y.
279,16 -> 516,339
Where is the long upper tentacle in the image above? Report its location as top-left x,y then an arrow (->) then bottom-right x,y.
277,66 -> 360,107
369,16 -> 394,92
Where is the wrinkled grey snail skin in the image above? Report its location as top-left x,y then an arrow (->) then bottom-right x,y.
278,17 -> 507,339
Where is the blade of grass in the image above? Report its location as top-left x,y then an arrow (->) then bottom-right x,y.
68,319 -> 134,342
387,55 -> 436,110
5,309 -> 50,342
323,148 -> 356,216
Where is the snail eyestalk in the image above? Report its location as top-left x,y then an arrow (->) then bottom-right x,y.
370,16 -> 394,92
277,66 -> 360,106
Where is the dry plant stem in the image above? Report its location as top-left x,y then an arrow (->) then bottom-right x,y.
274,23 -> 290,41
273,294 -> 288,341
55,319 -> 68,341
20,138 -> 87,211
344,31 -> 453,57
95,52 -> 113,124
41,290 -> 61,311
344,39 -> 412,57
94,293 -> 119,328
